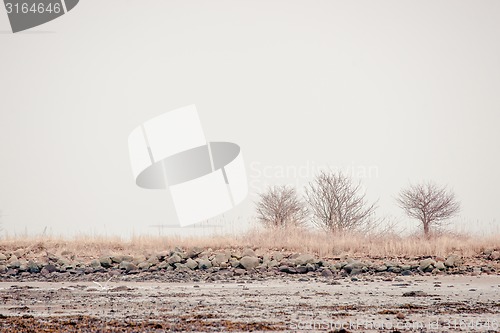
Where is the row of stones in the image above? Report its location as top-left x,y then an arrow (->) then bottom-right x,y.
0,247 -> 498,276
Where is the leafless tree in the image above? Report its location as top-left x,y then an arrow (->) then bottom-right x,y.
255,185 -> 308,228
305,171 -> 378,233
396,181 -> 460,238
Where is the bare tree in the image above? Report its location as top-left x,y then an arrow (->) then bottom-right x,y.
396,181 -> 460,238
305,171 -> 378,233
255,185 -> 308,228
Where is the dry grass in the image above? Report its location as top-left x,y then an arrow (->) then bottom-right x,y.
0,227 -> 498,260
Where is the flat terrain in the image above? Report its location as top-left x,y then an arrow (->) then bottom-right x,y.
1,275 -> 499,332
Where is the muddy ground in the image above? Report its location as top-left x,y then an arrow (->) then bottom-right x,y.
0,275 -> 499,332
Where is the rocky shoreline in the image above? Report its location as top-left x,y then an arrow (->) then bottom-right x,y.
1,247 -> 499,282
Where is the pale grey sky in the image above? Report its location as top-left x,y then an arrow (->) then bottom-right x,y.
1,1 -> 499,237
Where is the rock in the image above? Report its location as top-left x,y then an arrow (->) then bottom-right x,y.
241,248 -> 256,257
435,256 -> 445,262
388,266 -> 401,273
212,253 -> 230,266
375,265 -> 388,272
90,259 -> 101,269
273,252 -> 284,262
239,256 -> 260,270
305,263 -> 316,272
229,258 -> 240,268
186,258 -> 198,270
167,254 -> 182,265
13,249 -> 24,258
138,261 -> 151,270
490,251 -> 500,260
43,264 -> 58,273
0,253 -> 7,261
174,263 -> 188,271
401,270 -> 413,276
343,261 -> 364,274
350,268 -> 363,275
396,312 -> 405,320
6,269 -> 17,276
294,254 -> 315,266
296,266 -> 308,274
419,258 -> 436,270
268,260 -> 279,268
8,255 -> 18,263
111,255 -> 133,264
402,290 -> 427,297
0,265 -> 7,274
279,265 -> 294,274
384,261 -> 399,268
435,261 -> 446,270
186,247 -> 203,258
197,259 -> 212,270
8,260 -> 21,269
321,269 -> 333,277
119,261 -> 137,272
444,254 -> 462,267
400,265 -> 411,271
132,255 -> 147,265
99,256 -> 112,268
155,251 -> 168,261
157,262 -> 169,270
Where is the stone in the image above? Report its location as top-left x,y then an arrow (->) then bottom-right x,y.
99,256 -> 112,268
186,258 -> 198,270
350,268 -> 363,275
8,255 -> 18,263
229,258 -> 240,268
388,266 -> 401,273
167,254 -> 182,265
6,269 -> 17,276
396,312 -> 405,320
0,265 -> 7,274
321,269 -> 333,277
197,259 -> 212,269
419,258 -> 436,270
90,259 -> 101,268
295,266 -> 308,274
490,251 -> 500,260
384,261 -> 399,268
294,254 -> 315,266
119,261 -> 137,272
13,249 -> 24,258
305,263 -> 316,272
0,253 -> 7,261
401,270 -> 412,276
138,261 -> 151,270
435,261 -> 446,270
43,264 -> 58,273
157,262 -> 169,270
241,248 -> 256,257
268,260 -> 279,268
212,253 -> 230,266
111,255 -> 133,264
8,260 -> 21,269
273,252 -> 284,262
343,261 -> 364,274
239,256 -> 260,270
375,265 -> 388,272
186,247 -> 203,258
445,254 -> 462,267
155,251 -> 169,261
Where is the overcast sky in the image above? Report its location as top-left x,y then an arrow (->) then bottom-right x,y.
1,1 -> 499,237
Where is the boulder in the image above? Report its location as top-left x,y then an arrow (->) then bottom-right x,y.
0,253 -> 7,261
241,248 -> 256,257
197,259 -> 212,269
89,259 -> 101,269
435,261 -> 446,270
343,261 -> 364,274
43,264 -> 58,273
167,254 -> 182,265
294,254 -> 315,266
419,258 -> 436,270
186,247 -> 203,258
99,256 -> 113,268
444,254 -> 462,267
490,251 -> 500,260
119,261 -> 137,272
186,258 -> 198,270
240,256 -> 260,270
0,264 -> 7,274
